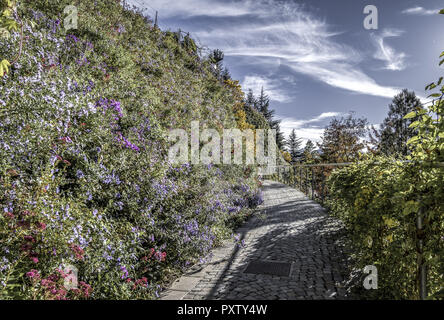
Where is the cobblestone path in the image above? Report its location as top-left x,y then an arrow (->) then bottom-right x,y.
161,180 -> 352,300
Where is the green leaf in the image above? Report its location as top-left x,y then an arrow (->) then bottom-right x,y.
404,111 -> 417,119
407,136 -> 419,145
440,9 -> 444,14
0,59 -> 11,77
428,93 -> 442,98
425,82 -> 435,90
409,121 -> 420,128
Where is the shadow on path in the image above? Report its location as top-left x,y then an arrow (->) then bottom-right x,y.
164,180 -> 354,300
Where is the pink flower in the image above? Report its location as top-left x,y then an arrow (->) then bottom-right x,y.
26,269 -> 41,281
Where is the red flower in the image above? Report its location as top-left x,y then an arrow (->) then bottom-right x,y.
70,244 -> 84,260
21,243 -> 32,252
4,211 -> 14,219
79,281 -> 93,298
17,220 -> 31,229
24,235 -> 35,242
36,222 -> 46,230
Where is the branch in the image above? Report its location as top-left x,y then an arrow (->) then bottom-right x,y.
10,21 -> 24,65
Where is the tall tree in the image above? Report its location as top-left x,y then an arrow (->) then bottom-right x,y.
371,89 -> 422,156
256,87 -> 275,122
245,89 -> 256,109
286,129 -> 303,163
302,140 -> 316,162
221,67 -> 231,81
209,49 -> 224,79
255,88 -> 285,149
318,113 -> 369,163
273,121 -> 285,150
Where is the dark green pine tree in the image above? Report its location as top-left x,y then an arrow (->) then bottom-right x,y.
209,49 -> 224,79
256,88 -> 285,149
374,89 -> 422,156
221,67 -> 231,81
245,89 -> 256,109
286,129 -> 303,163
256,87 -> 275,122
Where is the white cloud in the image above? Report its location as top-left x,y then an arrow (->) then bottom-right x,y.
402,7 -> 439,16
288,62 -> 401,98
128,0 -> 259,18
192,1 -> 400,98
277,112 -> 343,145
242,75 -> 291,102
132,0 -> 403,99
371,29 -> 407,71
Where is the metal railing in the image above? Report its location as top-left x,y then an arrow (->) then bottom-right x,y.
267,160 -> 443,300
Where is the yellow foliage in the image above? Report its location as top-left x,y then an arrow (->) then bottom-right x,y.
282,151 -> 292,163
224,79 -> 255,130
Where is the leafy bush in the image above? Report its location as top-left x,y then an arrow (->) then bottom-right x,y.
326,51 -> 444,299
327,157 -> 440,298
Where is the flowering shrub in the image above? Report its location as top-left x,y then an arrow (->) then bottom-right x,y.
0,0 -> 264,299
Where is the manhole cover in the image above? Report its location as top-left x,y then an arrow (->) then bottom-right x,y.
244,261 -> 292,277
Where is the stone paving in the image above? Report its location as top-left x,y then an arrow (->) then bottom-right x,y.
160,180 -> 353,300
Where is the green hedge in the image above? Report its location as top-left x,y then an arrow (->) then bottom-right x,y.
327,157 -> 443,299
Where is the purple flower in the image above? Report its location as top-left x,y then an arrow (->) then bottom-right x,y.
76,170 -> 85,179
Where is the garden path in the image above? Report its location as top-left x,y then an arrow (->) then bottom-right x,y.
160,180 -> 352,300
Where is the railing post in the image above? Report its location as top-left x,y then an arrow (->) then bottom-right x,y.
321,167 -> 324,203
299,167 -> 302,191
417,206 -> 427,300
288,166 -> 291,186
311,167 -> 314,199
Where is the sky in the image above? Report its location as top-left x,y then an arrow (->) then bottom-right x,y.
127,0 -> 444,145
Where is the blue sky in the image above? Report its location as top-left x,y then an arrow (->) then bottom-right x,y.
128,0 -> 444,145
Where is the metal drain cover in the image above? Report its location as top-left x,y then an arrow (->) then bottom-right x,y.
244,261 -> 292,277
